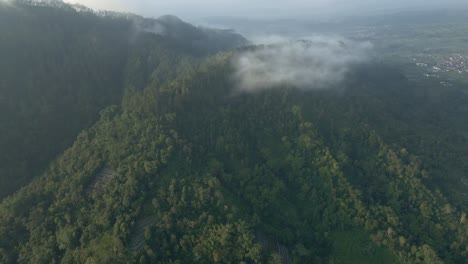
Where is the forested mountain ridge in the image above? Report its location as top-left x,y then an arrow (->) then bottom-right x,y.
0,0 -> 247,200
0,1 -> 468,263
1,47 -> 467,263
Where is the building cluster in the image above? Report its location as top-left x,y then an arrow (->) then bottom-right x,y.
416,54 -> 468,74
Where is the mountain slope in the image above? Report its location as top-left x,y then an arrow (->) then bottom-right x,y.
1,48 -> 467,263
0,0 -> 133,199
0,0 -> 247,200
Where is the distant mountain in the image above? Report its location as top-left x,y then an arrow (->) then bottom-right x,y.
203,9 -> 468,38
133,14 -> 248,55
340,9 -> 468,27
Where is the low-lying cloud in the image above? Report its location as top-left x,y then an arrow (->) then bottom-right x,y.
233,36 -> 372,92
133,19 -> 167,35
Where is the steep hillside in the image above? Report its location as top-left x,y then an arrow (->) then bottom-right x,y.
0,47 -> 467,263
0,0 -> 247,199
0,0 -> 132,199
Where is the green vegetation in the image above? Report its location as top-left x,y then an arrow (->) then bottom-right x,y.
0,0 -> 246,199
0,0 -> 132,199
330,230 -> 398,264
0,1 -> 467,263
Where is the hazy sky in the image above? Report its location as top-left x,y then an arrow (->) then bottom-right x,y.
63,0 -> 468,19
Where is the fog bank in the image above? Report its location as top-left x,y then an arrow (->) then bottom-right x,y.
233,37 -> 372,92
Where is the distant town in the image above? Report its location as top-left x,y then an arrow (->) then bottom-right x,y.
414,54 -> 468,74
411,54 -> 468,87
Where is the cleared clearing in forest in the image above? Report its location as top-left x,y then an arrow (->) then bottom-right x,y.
85,167 -> 116,194
257,232 -> 292,264
129,216 -> 157,251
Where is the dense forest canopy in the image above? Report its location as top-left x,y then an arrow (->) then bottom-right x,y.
0,0 -> 247,200
0,1 -> 467,263
0,0 -> 133,199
